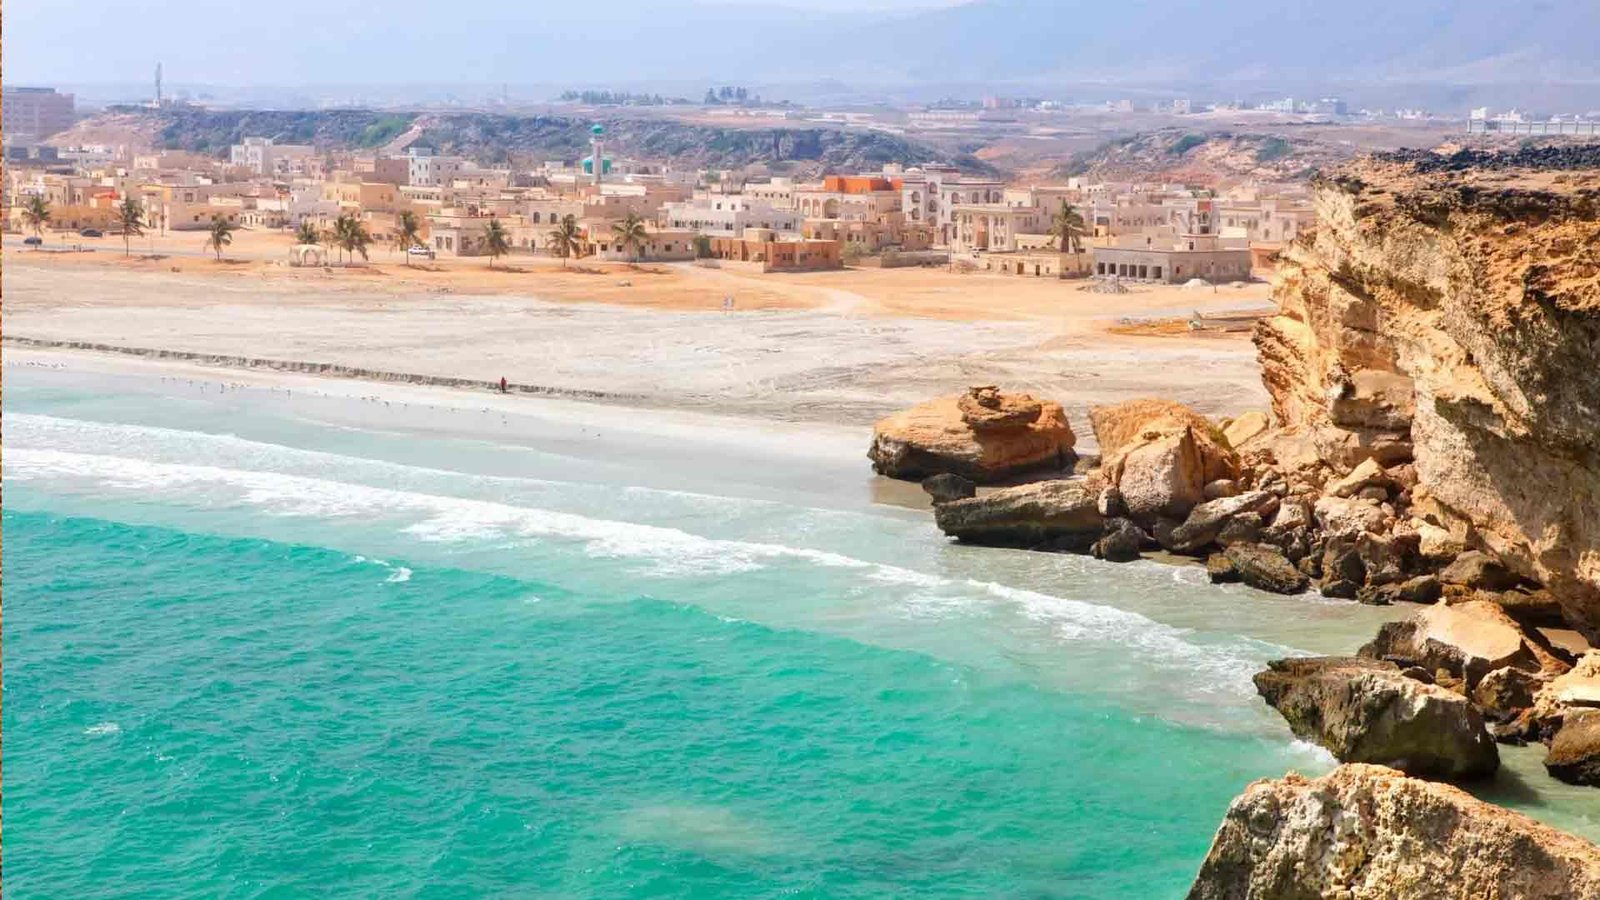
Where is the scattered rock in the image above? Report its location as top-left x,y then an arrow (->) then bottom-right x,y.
1091,518 -> 1145,563
932,480 -> 1101,549
1253,656 -> 1499,779
1313,495 -> 1386,538
1224,543 -> 1308,594
1473,666 -> 1544,720
1186,764 -> 1600,899
1533,652 -> 1600,725
1216,513 -> 1264,548
869,390 -> 1075,482
920,472 -> 975,504
1360,600 -> 1537,690
1440,551 -> 1523,592
1415,521 -> 1467,561
1328,457 -> 1394,499
1545,710 -> 1600,787
1207,553 -> 1240,584
1165,491 -> 1277,554
1202,478 -> 1240,500
1396,574 -> 1442,605
1220,410 -> 1270,449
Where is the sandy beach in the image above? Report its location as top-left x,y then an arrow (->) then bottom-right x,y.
2,246 -> 1271,432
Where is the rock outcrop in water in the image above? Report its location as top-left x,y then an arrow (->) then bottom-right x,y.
868,386 -> 1075,483
1253,656 -> 1499,779
1187,764 -> 1600,899
1251,147 -> 1600,640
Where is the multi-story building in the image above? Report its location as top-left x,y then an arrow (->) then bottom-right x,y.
406,149 -> 467,187
899,165 -> 1005,245
2,87 -> 76,146
948,203 -> 1046,254
229,137 -> 316,177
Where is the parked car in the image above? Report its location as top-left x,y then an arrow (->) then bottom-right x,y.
79,228 -> 104,237
23,235 -> 43,246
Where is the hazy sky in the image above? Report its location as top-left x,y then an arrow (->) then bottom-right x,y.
4,0 -> 960,86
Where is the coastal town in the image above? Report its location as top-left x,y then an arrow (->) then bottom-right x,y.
5,86 -> 1310,291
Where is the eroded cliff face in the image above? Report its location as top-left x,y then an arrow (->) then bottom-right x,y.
1257,148 -> 1600,637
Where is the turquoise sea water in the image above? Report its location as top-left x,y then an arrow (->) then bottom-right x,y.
5,365 -> 1593,897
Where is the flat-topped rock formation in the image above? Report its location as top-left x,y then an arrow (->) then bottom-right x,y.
868,386 -> 1076,483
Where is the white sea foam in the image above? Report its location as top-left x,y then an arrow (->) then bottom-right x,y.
84,721 -> 121,736
385,567 -> 413,584
9,417 -> 1296,713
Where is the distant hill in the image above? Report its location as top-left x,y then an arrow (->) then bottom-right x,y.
83,108 -> 989,176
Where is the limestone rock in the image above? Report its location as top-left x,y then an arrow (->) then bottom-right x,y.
1091,517 -> 1144,563
1253,151 -> 1600,641
1414,521 -> 1467,562
1253,656 -> 1499,779
1473,666 -> 1544,720
932,480 -> 1101,549
1533,652 -> 1600,725
1440,550 -> 1522,592
1207,553 -> 1240,584
1545,710 -> 1600,787
868,390 -> 1075,483
1187,764 -> 1600,899
1224,543 -> 1308,595
1166,491 -> 1278,554
920,472 -> 975,504
1360,600 -> 1537,690
1221,410 -> 1270,449
1202,478 -> 1240,500
956,385 -> 1042,430
1088,398 -> 1237,521
1327,457 -> 1394,499
1313,495 -> 1385,539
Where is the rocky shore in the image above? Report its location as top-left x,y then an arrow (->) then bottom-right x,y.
870,146 -> 1600,885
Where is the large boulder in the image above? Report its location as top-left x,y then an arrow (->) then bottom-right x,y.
1187,764 -> 1600,899
1360,600 -> 1538,690
868,388 -> 1075,483
1254,656 -> 1499,780
1165,491 -> 1279,554
1545,710 -> 1600,787
1224,543 -> 1308,595
1088,399 -> 1237,522
920,472 -> 975,504
932,480 -> 1102,550
1312,495 -> 1386,539
1531,651 -> 1600,728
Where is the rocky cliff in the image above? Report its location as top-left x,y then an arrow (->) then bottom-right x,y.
1256,146 -> 1600,638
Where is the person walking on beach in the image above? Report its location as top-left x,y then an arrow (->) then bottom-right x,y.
499,376 -> 508,394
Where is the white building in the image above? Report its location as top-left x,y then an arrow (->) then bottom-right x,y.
660,194 -> 802,237
229,137 -> 315,176
407,149 -> 467,187
899,166 -> 1006,246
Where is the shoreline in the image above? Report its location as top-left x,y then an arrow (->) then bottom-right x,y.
8,346 -> 1599,842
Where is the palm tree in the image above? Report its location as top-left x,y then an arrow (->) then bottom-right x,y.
548,214 -> 582,267
481,217 -> 510,269
611,212 -> 648,264
117,196 -> 146,257
1050,199 -> 1086,271
334,213 -> 372,266
204,215 -> 238,261
394,210 -> 423,266
22,194 -> 51,242
294,220 -> 320,245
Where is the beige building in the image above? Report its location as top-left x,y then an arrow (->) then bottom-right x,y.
949,204 -> 1046,254
1091,233 -> 1252,283
3,87 -> 75,145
